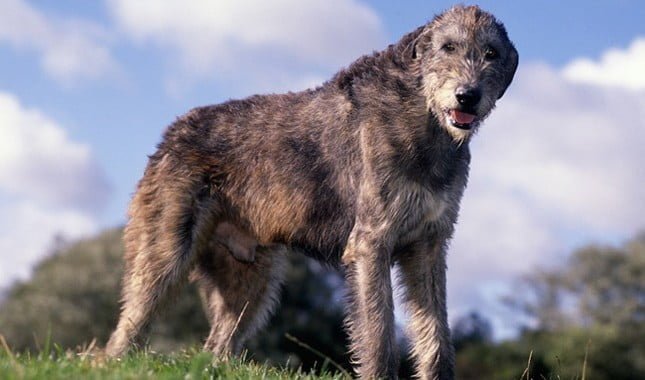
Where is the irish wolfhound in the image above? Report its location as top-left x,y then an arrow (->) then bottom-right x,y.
106,5 -> 517,379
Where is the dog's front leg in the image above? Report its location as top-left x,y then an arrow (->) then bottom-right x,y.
343,227 -> 399,379
397,241 -> 455,380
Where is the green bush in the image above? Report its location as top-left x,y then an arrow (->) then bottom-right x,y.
0,228 -> 350,374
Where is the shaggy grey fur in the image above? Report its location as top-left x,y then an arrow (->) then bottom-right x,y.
106,5 -> 518,379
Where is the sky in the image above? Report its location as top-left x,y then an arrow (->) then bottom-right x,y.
0,0 -> 644,339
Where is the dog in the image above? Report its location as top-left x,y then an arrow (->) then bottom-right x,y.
106,5 -> 518,379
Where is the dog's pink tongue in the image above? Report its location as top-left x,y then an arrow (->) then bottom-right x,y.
451,110 -> 476,124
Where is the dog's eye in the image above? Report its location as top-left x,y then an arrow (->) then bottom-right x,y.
442,43 -> 456,53
485,46 -> 499,60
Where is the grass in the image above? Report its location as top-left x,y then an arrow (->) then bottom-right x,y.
0,337 -> 347,380
1,333 -> 597,380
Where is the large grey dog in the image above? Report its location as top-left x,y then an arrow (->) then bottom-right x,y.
106,5 -> 517,379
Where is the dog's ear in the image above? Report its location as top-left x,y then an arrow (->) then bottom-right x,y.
402,25 -> 431,61
498,42 -> 518,99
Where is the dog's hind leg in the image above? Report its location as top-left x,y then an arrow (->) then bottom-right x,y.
106,162 -> 216,357
214,222 -> 258,263
193,242 -> 287,356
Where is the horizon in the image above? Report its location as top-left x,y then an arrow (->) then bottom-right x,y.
1,0 -> 644,340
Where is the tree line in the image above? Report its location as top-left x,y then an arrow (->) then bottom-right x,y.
0,228 -> 642,379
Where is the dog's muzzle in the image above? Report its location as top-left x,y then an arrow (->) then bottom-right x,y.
447,86 -> 482,130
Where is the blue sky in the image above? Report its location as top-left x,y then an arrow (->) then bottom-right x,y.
1,1 -> 644,338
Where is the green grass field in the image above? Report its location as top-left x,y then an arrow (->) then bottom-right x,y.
0,344 -> 347,380
0,334 -> 594,380
1,343 -> 595,380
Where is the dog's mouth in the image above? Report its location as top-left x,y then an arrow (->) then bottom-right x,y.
445,109 -> 478,130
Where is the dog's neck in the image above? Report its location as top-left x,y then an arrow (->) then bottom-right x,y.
331,25 -> 425,97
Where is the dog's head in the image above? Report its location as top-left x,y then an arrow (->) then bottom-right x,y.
409,6 -> 518,143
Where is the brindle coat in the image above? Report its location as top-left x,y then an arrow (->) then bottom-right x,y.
106,6 -> 518,379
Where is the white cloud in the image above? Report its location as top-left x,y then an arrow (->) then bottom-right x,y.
0,0 -> 117,84
107,0 -> 385,92
0,201 -> 97,285
0,93 -> 111,212
447,59 -> 645,338
562,37 -> 645,91
0,92 -> 110,288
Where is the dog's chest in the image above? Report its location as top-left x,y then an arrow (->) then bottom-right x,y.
389,181 -> 449,243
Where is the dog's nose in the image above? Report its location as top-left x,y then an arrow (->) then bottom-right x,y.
455,87 -> 482,108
